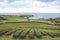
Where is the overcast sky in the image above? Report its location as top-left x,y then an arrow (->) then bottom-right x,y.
0,0 -> 60,13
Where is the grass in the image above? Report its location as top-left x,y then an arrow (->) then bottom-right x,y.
0,16 -> 27,22
0,37 -> 13,40
0,15 -> 51,23
32,38 -> 60,40
0,15 -> 60,40
0,23 -> 60,38
32,19 -> 51,23
0,37 -> 60,40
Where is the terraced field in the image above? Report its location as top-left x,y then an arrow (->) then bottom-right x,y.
0,22 -> 60,39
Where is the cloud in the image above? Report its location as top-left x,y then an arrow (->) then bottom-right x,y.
0,0 -> 60,13
0,0 -> 60,3
0,7 -> 59,13
37,0 -> 60,2
37,0 -> 54,2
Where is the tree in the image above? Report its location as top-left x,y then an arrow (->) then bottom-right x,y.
49,18 -> 53,22
54,17 -> 60,23
49,18 -> 56,24
0,16 -> 7,20
20,15 -> 34,21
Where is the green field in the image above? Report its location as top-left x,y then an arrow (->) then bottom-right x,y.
0,15 -> 60,40
0,37 -> 60,40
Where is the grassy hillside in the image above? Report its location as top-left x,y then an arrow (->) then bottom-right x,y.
0,23 -> 60,39
0,15 -> 27,22
0,15 -> 60,40
0,15 -> 52,24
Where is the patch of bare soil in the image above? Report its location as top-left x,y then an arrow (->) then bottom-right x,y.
34,36 -> 37,38
54,36 -> 60,38
2,34 -> 7,37
42,35 -> 51,38
26,35 -> 30,39
1,34 -> 60,39
8,34 -> 14,38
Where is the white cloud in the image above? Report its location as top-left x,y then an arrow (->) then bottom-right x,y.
0,7 -> 59,13
0,0 -> 60,13
0,1 -> 8,8
9,1 -> 47,8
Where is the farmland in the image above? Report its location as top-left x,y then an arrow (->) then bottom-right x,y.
0,15 -> 60,40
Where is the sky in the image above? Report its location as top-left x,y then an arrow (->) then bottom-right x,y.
0,0 -> 60,13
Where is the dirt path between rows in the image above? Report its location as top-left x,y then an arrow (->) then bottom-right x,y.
2,34 -> 60,38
